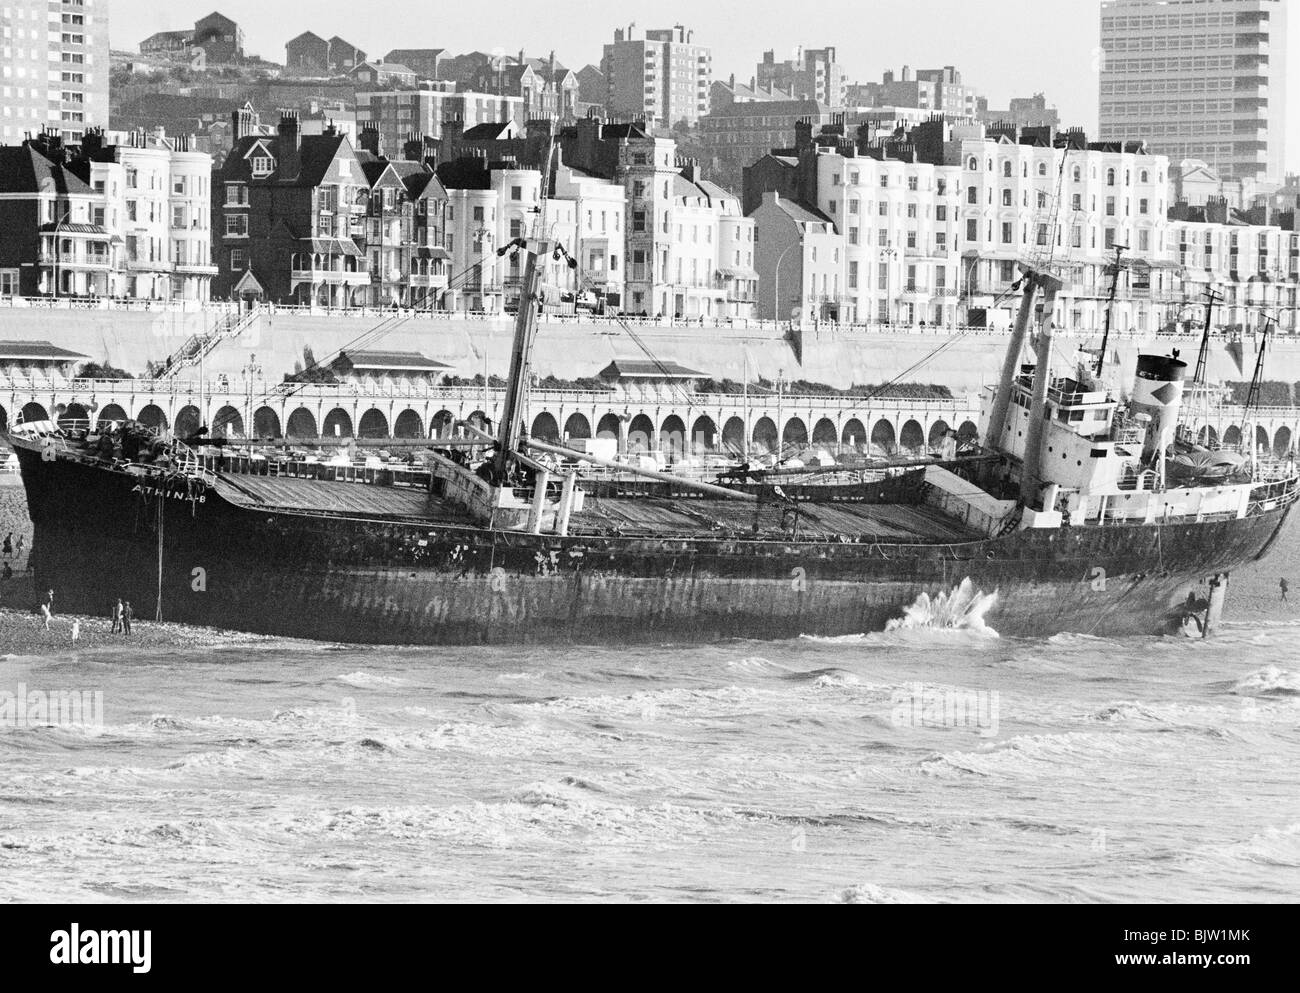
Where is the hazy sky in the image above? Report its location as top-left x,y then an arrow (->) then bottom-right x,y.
111,0 -> 1300,169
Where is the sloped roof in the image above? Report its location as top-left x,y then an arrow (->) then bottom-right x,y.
599,359 -> 706,381
336,350 -> 451,372
0,341 -> 89,362
774,196 -> 833,226
462,121 -> 515,141
403,172 -> 447,201
0,147 -> 93,196
287,31 -> 326,46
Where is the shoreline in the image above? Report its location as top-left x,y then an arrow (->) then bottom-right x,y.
0,606 -> 306,655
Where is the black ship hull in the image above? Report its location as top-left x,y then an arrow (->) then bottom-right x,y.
10,443 -> 1295,645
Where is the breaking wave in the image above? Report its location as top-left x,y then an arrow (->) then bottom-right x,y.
887,579 -> 1000,637
1232,666 -> 1300,698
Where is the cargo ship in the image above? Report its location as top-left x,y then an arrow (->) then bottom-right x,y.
6,245 -> 1298,644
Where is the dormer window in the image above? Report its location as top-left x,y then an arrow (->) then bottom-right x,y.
251,155 -> 274,177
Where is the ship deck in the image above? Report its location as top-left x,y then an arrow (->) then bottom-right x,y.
206,470 -> 982,543
211,473 -> 474,522
568,494 -> 983,543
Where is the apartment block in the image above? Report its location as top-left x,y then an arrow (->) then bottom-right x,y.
756,46 -> 847,106
0,0 -> 110,144
356,83 -> 523,152
1099,0 -> 1287,182
601,24 -> 712,128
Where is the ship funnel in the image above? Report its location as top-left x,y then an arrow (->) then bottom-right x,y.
1131,354 -> 1187,461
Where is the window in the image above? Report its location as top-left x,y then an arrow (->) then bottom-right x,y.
510,185 -> 522,201
907,176 -> 918,191
967,187 -> 977,205
1038,163 -> 1047,177
848,261 -> 858,289
849,199 -> 859,215
849,227 -> 859,245
1139,198 -> 1149,215
879,175 -> 889,188
251,156 -> 273,177
509,219 -> 523,238
1002,189 -> 1012,207
173,176 -> 186,195
230,248 -> 246,270
1106,168 -> 1116,186
1105,197 -> 1116,217
1001,222 -> 1013,244
966,219 -> 978,241
633,210 -> 646,232
472,205 -> 484,222
172,206 -> 185,229
1071,194 -> 1082,211
0,269 -> 19,297
225,214 -> 248,237
906,204 -> 916,219
1002,161 -> 1012,178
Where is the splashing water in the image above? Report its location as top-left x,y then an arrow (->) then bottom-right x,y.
886,579 -> 1000,636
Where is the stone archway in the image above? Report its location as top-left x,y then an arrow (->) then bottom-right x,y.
530,412 -> 561,443
323,408 -> 354,439
596,413 -> 623,446
213,405 -> 244,439
287,408 -> 319,440
660,415 -> 686,461
58,402 -> 90,431
627,414 -> 655,453
1223,425 -> 1242,448
957,420 -> 979,444
97,403 -> 128,428
752,416 -> 778,453
137,404 -> 169,430
690,415 -> 718,454
358,408 -> 390,439
394,410 -> 424,439
841,418 -> 866,452
20,402 -> 48,424
783,417 -> 808,448
174,405 -> 203,439
900,419 -> 925,453
721,416 -> 746,455
254,406 -> 281,439
430,410 -> 455,439
563,413 -> 592,442
1274,426 -> 1292,459
812,418 -> 838,446
928,419 -> 951,449
870,419 -> 896,455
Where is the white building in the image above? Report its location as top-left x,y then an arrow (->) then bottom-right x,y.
1099,0 -> 1288,183
0,0 -> 109,144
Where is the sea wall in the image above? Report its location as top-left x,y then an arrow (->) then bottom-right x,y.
0,306 -> 1286,394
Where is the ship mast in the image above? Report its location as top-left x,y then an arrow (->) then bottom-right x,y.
1241,317 -> 1274,480
1095,244 -> 1128,377
493,132 -> 559,479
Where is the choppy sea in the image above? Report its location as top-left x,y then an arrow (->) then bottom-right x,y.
2,534 -> 1299,903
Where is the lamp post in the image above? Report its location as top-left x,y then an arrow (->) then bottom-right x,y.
882,244 -> 898,326
773,238 -> 802,324
50,207 -> 73,300
242,354 -> 262,441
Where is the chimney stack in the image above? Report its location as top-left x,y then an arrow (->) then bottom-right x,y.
277,110 -> 302,178
359,124 -> 381,156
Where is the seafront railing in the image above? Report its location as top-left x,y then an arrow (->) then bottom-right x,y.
0,294 -> 1267,341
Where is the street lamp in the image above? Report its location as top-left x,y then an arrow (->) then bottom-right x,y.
49,207 -> 73,299
772,238 -> 802,324
882,243 -> 898,326
242,354 -> 263,441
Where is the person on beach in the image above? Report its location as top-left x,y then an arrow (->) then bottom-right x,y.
122,601 -> 133,635
70,620 -> 80,643
2,533 -> 11,558
1281,578 -> 1290,603
111,599 -> 123,634
40,602 -> 51,631
15,535 -> 24,559
45,589 -> 55,615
